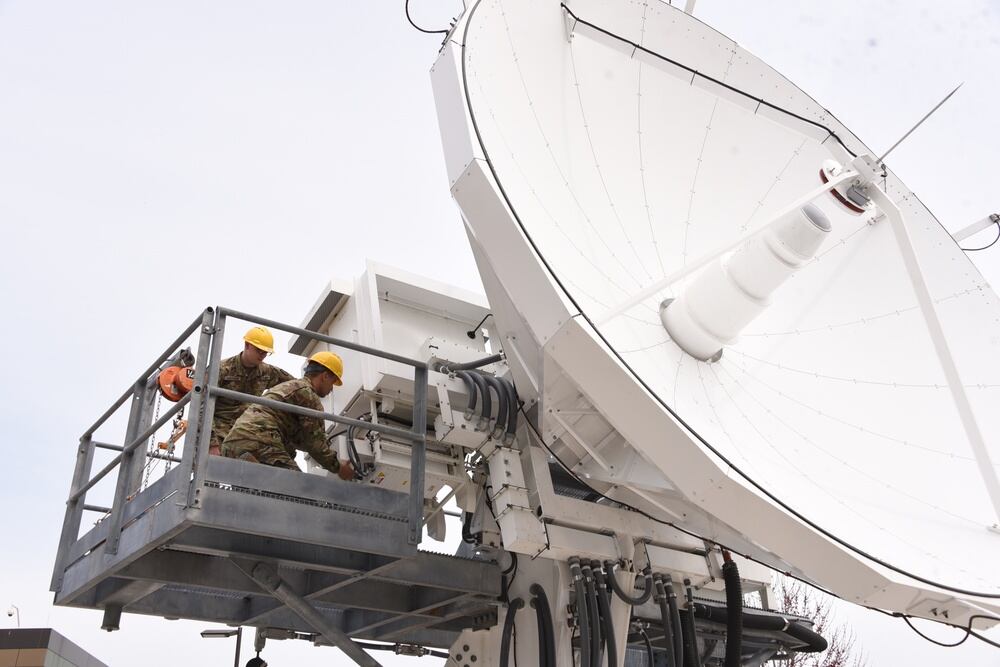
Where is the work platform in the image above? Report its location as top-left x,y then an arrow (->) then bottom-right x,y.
51,307 -> 501,659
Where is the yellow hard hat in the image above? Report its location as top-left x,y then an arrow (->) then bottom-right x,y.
243,326 -> 275,353
309,350 -> 344,386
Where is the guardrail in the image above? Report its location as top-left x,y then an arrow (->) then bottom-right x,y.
52,306 -> 430,592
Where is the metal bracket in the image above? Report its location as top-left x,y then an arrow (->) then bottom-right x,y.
236,560 -> 383,667
562,3 -> 577,42
952,213 -> 1000,243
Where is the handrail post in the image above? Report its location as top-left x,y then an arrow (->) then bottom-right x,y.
126,382 -> 158,496
185,308 -> 226,508
105,379 -> 150,555
50,435 -> 96,592
407,366 -> 429,545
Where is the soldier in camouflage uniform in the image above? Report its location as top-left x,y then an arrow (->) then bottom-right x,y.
222,350 -> 353,479
209,326 -> 294,455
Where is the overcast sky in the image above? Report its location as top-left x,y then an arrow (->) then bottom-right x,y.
1,1 -> 998,665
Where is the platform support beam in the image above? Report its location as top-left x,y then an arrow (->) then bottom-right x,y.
50,435 -> 96,591
871,187 -> 1000,527
407,366 -> 429,545
239,561 -> 383,667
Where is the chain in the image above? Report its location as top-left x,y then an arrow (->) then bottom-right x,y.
141,393 -> 163,490
163,407 -> 184,474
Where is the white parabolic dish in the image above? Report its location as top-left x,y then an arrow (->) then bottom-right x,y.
432,0 -> 1000,625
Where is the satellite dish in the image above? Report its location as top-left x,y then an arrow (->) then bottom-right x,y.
432,0 -> 1000,627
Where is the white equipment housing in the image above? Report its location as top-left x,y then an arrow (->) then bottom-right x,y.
291,262 -> 780,665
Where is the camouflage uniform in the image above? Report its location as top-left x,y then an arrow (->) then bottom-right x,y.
221,377 -> 341,474
210,354 -> 294,455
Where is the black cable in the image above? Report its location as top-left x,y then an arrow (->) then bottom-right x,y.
467,312 -> 494,338
867,604 -> 1000,650
462,510 -> 478,544
507,553 -> 519,591
679,606 -> 699,667
594,567 -> 618,667
512,618 -> 519,667
682,580 -> 699,667
665,575 -> 685,667
500,598 -> 524,667
896,613 -> 1000,650
483,374 -> 509,440
438,352 -> 504,372
502,551 -> 519,576
654,576 -> 677,667
961,220 -> 1000,252
529,595 -> 549,667
345,426 -> 364,479
558,3 -> 857,159
720,557 -> 742,667
501,552 -> 519,603
530,585 -> 557,667
590,561 -> 608,665
531,584 -> 557,667
570,559 -> 591,667
901,615 -> 970,648
460,0 -> 1000,601
605,561 -> 653,606
583,563 -> 603,667
342,421 -> 368,479
519,404 -> 1000,650
455,370 -> 479,418
971,628 -> 1000,650
500,375 -> 520,441
467,371 -> 491,429
404,0 -> 450,34
639,627 -> 655,666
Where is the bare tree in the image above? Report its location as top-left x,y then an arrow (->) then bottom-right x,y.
773,577 -> 867,667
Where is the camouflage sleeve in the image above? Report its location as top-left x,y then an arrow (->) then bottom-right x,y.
289,387 -> 340,474
272,366 -> 294,386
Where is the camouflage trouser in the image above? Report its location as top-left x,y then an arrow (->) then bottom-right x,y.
210,420 -> 234,457
221,438 -> 300,471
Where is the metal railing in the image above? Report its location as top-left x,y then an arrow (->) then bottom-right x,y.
52,306 -> 430,592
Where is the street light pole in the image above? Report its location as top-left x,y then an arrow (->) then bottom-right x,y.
200,626 -> 243,666
233,627 -> 242,667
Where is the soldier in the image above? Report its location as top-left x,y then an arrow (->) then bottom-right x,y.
209,326 -> 294,456
221,350 -> 354,479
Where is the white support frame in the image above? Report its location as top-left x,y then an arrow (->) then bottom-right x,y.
952,214 -> 1000,243
868,186 -> 1000,528
595,170 -> 860,324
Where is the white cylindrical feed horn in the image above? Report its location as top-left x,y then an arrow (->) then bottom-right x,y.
661,204 -> 831,361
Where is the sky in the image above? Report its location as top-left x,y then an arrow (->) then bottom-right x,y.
0,0 -> 998,665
